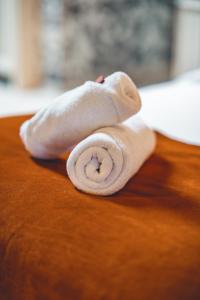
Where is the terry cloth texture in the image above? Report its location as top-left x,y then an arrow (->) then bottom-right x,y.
20,72 -> 141,159
67,116 -> 156,195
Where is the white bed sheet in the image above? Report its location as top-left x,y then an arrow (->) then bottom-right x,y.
140,76 -> 200,146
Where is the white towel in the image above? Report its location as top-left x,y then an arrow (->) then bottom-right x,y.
20,72 -> 141,159
66,116 -> 156,196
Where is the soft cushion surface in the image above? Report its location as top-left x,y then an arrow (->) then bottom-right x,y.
0,115 -> 200,300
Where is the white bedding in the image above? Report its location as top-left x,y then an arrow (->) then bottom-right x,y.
139,71 -> 200,146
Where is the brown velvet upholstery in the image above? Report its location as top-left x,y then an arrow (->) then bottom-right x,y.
0,115 -> 200,300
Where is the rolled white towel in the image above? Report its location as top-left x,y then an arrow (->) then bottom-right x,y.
66,116 -> 156,196
20,72 -> 141,159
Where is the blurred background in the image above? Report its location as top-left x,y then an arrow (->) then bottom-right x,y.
0,0 -> 200,144
1,0 -> 200,88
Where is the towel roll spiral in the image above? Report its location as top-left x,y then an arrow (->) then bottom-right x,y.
67,116 -> 156,196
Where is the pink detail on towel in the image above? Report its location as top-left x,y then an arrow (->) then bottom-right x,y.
95,75 -> 105,84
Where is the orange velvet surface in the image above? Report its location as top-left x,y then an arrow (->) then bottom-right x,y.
0,115 -> 200,300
